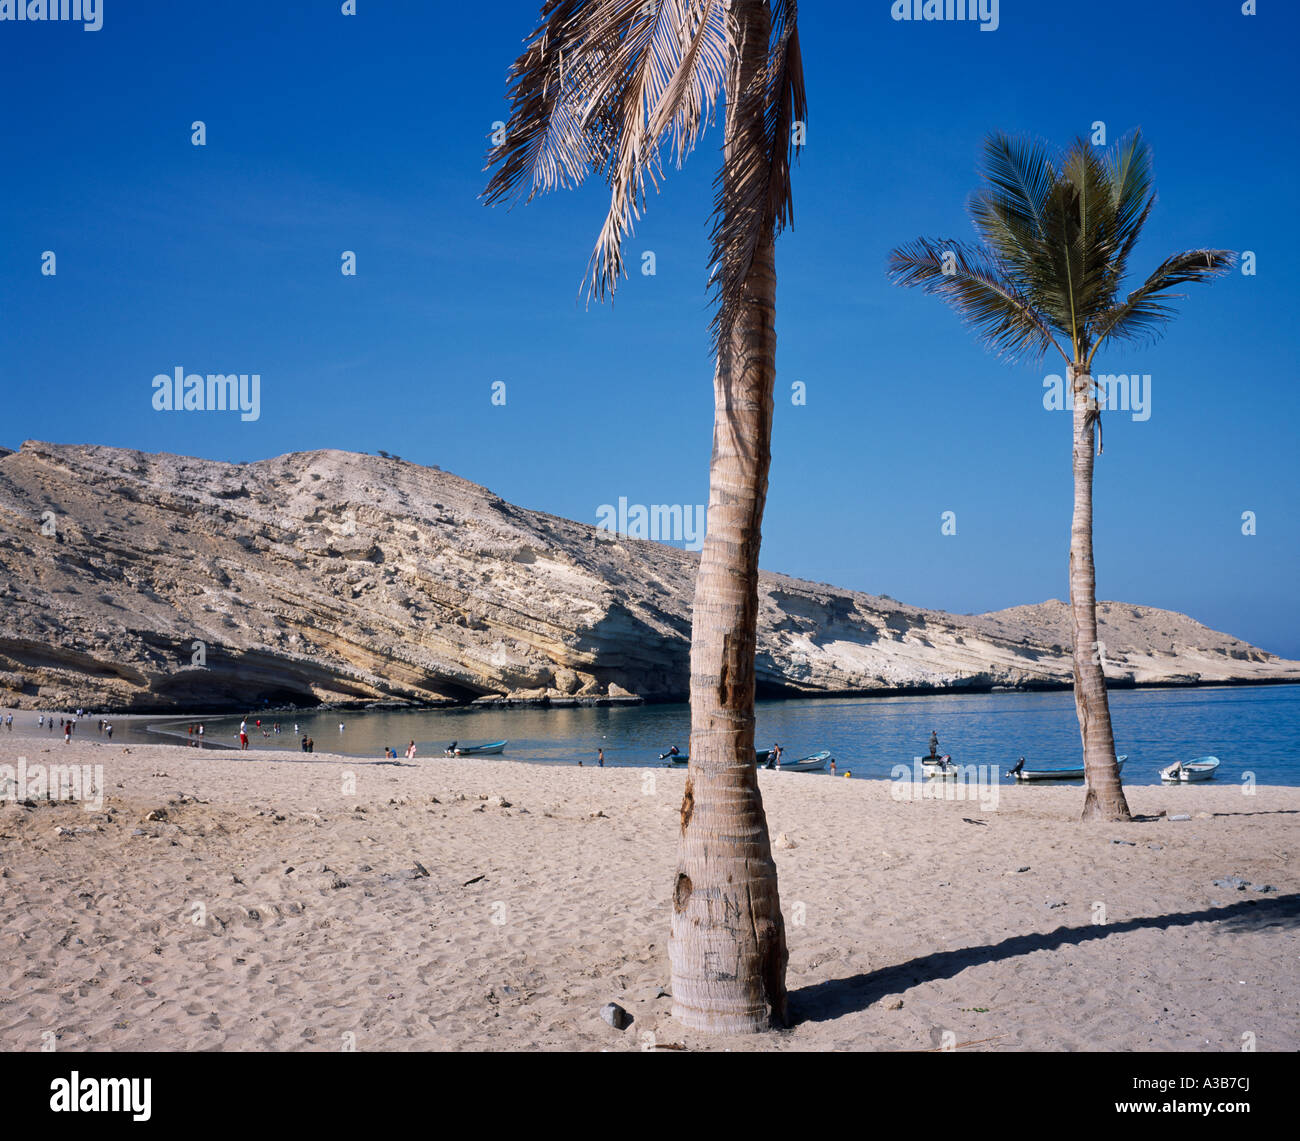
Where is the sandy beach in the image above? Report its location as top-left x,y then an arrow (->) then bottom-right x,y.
1,712 -> 1295,1052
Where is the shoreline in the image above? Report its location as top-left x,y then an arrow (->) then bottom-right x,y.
5,676 -> 1297,720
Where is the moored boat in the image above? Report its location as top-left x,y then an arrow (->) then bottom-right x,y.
771,750 -> 831,773
1160,756 -> 1220,782
660,748 -> 772,765
922,758 -> 961,777
451,740 -> 508,756
1010,754 -> 1128,781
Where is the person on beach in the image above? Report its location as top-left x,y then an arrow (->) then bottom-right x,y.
105,723 -> 113,739
406,740 -> 417,759
598,748 -> 604,767
301,735 -> 309,752
830,758 -> 836,775
339,723 -> 345,733
64,721 -> 72,743
48,718 -> 54,732
305,737 -> 314,753
929,730 -> 939,758
240,728 -> 249,750
198,724 -> 204,740
38,715 -> 44,728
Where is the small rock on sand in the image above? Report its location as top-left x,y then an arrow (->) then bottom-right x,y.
1212,876 -> 1249,891
773,832 -> 796,849
601,1002 -> 632,1030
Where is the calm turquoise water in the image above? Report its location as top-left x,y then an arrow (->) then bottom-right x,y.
131,684 -> 1300,787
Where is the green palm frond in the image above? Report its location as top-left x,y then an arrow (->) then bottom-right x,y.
968,133 -> 1057,266
892,129 -> 1234,373
1055,138 -> 1121,351
1088,249 -> 1236,357
886,238 -> 1064,365
1105,129 -> 1156,286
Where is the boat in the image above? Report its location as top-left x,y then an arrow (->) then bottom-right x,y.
1160,756 -> 1220,783
916,754 -> 955,768
450,740 -> 507,756
771,750 -> 831,773
1010,754 -> 1128,782
922,758 -> 961,777
660,749 -> 772,766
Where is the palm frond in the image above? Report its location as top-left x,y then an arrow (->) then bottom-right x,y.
585,0 -> 730,301
1058,137 -> 1122,349
485,0 -> 804,348
708,0 -> 806,352
1105,129 -> 1156,285
886,238 -> 1065,364
481,0 -> 601,207
968,133 -> 1057,267
1089,248 -> 1236,352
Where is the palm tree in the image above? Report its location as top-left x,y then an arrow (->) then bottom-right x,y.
484,1 -> 805,1030
888,131 -> 1233,822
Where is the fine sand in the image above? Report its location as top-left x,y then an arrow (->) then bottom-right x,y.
0,713 -> 1295,1052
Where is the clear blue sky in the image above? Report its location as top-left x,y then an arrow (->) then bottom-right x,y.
2,0 -> 1297,657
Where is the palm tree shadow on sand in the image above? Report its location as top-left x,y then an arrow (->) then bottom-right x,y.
791,894 -> 1300,1026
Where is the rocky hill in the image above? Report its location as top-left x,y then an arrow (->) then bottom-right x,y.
0,441 -> 1294,712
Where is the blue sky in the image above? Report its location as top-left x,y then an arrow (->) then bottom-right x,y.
2,0 -> 1297,657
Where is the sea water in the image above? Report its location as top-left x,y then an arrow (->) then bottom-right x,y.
134,683 -> 1300,787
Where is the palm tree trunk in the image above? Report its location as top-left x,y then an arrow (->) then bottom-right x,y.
1070,364 -> 1132,822
668,0 -> 788,1034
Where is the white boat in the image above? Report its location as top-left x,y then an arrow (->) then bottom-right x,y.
1010,755 -> 1128,782
916,754 -> 955,768
1160,756 -> 1219,782
447,740 -> 507,756
772,750 -> 831,773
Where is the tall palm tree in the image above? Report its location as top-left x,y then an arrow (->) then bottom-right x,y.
889,131 -> 1233,822
484,1 -> 805,1030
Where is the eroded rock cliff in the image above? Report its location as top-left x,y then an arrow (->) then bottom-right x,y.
0,442 -> 1294,711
